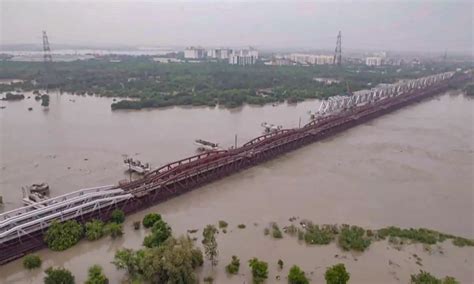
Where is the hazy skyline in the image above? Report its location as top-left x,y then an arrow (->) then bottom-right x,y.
1,0 -> 472,54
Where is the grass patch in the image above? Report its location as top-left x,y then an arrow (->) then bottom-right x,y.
338,225 -> 371,251
303,223 -> 335,245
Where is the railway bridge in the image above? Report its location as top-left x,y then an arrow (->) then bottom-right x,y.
0,70 -> 470,264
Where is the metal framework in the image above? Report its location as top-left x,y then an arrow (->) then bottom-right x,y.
0,71 -> 470,265
334,31 -> 342,65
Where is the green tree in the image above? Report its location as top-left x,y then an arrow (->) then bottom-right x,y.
410,270 -> 459,284
44,267 -> 75,284
44,220 -> 83,251
202,225 -> 218,268
112,248 -> 145,279
110,209 -> 125,224
140,236 -> 203,283
338,225 -> 371,251
248,258 -> 268,284
85,265 -> 109,284
142,213 -> 162,228
225,255 -> 240,275
104,222 -> 123,239
85,220 -> 105,241
288,265 -> 309,284
143,219 -> 171,248
22,254 -> 41,269
325,263 -> 350,284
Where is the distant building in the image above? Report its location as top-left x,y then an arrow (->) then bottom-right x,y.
184,47 -> 207,59
289,54 -> 334,65
229,47 -> 259,65
207,48 -> 231,60
365,57 -> 383,66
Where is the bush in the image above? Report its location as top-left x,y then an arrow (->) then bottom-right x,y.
23,254 -> 41,269
218,220 -> 228,229
85,220 -> 105,241
271,223 -> 283,239
303,224 -> 335,245
410,270 -> 459,284
338,225 -> 371,251
237,224 -> 246,229
104,222 -> 123,239
288,265 -> 309,284
41,94 -> 50,107
325,263 -> 350,284
248,258 -> 268,284
142,213 -> 162,228
44,220 -> 83,251
225,255 -> 240,275
203,276 -> 214,283
85,265 -> 108,284
44,267 -> 75,284
143,219 -> 172,248
110,209 -> 125,224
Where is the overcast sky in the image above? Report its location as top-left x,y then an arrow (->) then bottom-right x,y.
1,0 -> 472,53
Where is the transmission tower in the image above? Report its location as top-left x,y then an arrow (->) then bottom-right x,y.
334,31 -> 342,66
42,31 -> 54,89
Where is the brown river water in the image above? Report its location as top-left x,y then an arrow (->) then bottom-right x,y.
0,90 -> 473,283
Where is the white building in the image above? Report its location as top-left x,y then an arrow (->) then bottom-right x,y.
207,48 -> 231,60
228,47 -> 259,65
365,57 -> 383,66
290,54 -> 334,65
184,47 -> 207,59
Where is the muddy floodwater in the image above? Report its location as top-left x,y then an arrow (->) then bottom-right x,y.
0,90 -> 473,283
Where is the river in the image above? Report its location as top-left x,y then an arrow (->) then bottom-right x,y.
0,90 -> 472,283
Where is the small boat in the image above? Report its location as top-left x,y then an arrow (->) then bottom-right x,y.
124,158 -> 151,174
261,122 -> 282,134
194,139 -> 219,152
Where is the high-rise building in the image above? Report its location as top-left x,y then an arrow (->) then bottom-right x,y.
184,47 -> 207,59
365,57 -> 383,66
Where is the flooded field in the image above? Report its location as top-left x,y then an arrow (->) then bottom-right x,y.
0,90 -> 473,283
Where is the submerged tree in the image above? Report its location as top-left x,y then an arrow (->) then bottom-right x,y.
202,224 -> 219,268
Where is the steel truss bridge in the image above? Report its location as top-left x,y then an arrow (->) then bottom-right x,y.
0,71 -> 470,264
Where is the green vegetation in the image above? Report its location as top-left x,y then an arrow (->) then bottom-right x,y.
325,263 -> 350,284
85,265 -> 108,284
218,220 -> 228,229
237,224 -> 246,229
410,270 -> 459,284
142,213 -> 162,228
248,258 -> 269,284
288,265 -> 309,284
338,225 -> 371,251
271,223 -> 283,239
22,254 -> 41,270
202,225 -> 219,267
377,226 -> 474,247
277,259 -> 284,270
1,59 -> 456,110
303,223 -> 336,245
225,255 -> 240,275
143,218 -> 172,248
104,222 -> 123,239
44,267 -> 75,284
113,236 -> 203,283
44,220 -> 83,251
285,224 -> 298,236
203,276 -> 214,283
85,220 -> 105,241
110,209 -> 125,224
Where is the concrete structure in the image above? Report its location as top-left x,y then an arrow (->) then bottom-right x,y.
290,54 -> 334,65
184,47 -> 206,59
365,57 -> 383,66
229,47 -> 259,65
207,48 -> 231,60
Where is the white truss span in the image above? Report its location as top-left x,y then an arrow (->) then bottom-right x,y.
0,185 -> 132,244
317,72 -> 454,115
